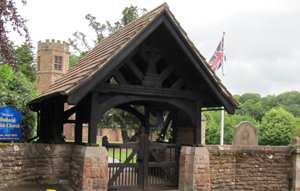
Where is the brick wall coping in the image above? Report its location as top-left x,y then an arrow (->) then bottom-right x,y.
206,145 -> 290,153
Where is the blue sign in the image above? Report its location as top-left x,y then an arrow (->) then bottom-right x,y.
0,106 -> 22,141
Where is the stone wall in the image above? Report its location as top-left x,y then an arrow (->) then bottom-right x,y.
0,143 -> 108,191
70,145 -> 108,191
0,143 -> 72,189
179,146 -> 211,191
208,145 -> 292,191
0,143 -> 296,191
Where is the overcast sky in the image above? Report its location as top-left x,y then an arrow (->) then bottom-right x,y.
14,0 -> 300,96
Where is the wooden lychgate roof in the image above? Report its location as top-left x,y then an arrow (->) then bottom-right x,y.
30,3 -> 239,113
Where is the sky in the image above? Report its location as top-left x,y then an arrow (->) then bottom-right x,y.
13,0 -> 300,96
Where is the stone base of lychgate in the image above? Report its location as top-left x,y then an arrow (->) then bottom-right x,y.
70,145 -> 108,191
179,146 -> 211,191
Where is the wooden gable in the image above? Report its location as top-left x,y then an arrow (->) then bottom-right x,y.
29,3 -> 238,113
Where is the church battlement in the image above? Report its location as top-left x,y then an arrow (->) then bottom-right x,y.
38,39 -> 69,52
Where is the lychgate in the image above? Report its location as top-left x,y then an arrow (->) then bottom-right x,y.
29,3 -> 238,191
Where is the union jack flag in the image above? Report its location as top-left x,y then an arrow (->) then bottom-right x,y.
208,34 -> 225,73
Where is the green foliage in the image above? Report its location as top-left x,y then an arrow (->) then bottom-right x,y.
259,107 -> 296,146
205,111 -> 258,144
99,108 -> 140,130
239,93 -> 261,104
236,91 -> 300,122
14,44 -> 36,82
69,53 -> 85,69
122,5 -> 139,25
236,93 -> 264,121
68,5 -> 146,55
0,64 -> 38,141
206,91 -> 300,145
0,0 -> 31,70
276,91 -> 300,117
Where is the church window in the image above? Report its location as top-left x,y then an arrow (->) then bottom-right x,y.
54,56 -> 62,71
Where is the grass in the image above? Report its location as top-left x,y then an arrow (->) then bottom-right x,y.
108,148 -> 137,163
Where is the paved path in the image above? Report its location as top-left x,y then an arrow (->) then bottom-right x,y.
0,184 -> 73,191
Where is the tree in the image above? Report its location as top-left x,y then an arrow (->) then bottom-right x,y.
276,91 -> 300,117
14,44 -> 36,81
68,5 -> 146,55
261,95 -> 277,114
0,0 -> 31,70
69,53 -> 85,69
99,108 -> 141,143
0,64 -> 38,141
259,107 -> 296,146
239,93 -> 261,104
236,93 -> 264,121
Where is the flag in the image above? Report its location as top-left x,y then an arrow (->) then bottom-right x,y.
208,34 -> 225,73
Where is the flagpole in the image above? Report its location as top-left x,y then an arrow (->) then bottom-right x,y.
207,32 -> 226,145
220,32 -> 225,145
220,107 -> 224,145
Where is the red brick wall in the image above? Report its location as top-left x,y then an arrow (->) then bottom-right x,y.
100,129 -> 122,142
63,125 -> 123,143
207,145 -> 292,191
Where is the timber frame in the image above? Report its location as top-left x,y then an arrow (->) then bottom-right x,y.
29,3 -> 238,145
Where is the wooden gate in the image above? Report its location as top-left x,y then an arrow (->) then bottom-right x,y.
104,134 -> 180,190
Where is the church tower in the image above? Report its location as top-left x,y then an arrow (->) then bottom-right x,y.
37,39 -> 69,93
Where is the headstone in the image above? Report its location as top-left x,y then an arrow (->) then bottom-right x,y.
233,121 -> 258,145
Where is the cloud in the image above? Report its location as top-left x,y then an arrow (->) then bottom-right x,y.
192,1 -> 300,95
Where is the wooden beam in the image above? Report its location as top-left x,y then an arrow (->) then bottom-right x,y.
127,59 -> 144,81
64,106 -> 77,122
194,101 -> 201,146
75,120 -> 83,144
52,99 -> 64,143
114,71 -> 128,85
171,78 -> 184,89
88,93 -> 100,145
95,84 -> 197,100
159,65 -> 174,82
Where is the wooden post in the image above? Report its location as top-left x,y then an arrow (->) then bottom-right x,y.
74,103 -> 83,144
38,106 -> 48,142
138,134 -> 145,190
145,107 -> 150,136
75,120 -> 83,144
143,134 -> 149,190
88,92 -> 99,145
194,101 -> 201,146
52,99 -> 64,142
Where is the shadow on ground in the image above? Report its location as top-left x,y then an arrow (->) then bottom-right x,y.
0,184 -> 73,191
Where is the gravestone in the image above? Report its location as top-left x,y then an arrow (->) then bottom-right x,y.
233,121 -> 258,145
